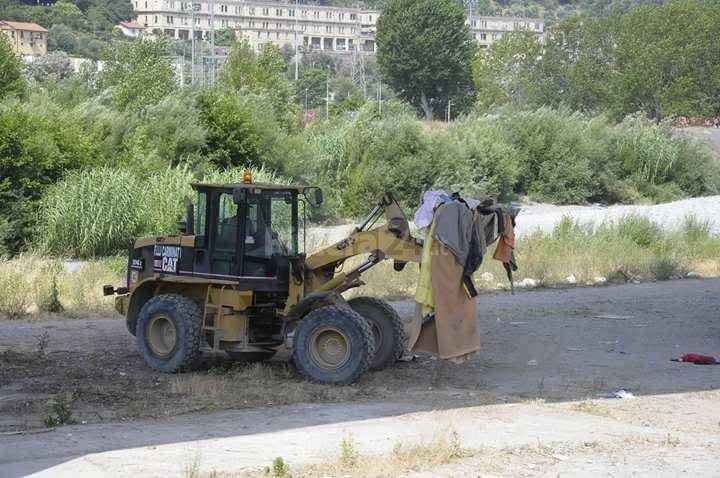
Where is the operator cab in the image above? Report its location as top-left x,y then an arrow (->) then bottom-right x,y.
187,178 -> 322,291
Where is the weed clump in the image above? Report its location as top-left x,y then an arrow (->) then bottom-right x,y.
43,392 -> 77,427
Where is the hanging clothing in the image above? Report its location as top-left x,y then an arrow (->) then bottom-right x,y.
413,190 -> 452,230
414,219 -> 438,317
432,201 -> 475,266
412,240 -> 480,359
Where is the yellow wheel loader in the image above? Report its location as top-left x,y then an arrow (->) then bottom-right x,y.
104,174 -> 423,385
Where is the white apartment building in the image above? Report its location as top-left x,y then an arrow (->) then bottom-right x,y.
469,15 -> 544,48
131,1 -> 544,54
132,0 -> 378,53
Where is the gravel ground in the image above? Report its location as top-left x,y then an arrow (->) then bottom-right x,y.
1,279 -> 719,476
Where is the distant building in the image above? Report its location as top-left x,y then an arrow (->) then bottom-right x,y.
133,0 -> 378,53
119,20 -> 146,38
469,15 -> 544,48
0,21 -> 48,56
130,1 -> 543,54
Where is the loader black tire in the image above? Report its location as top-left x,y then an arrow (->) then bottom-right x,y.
348,296 -> 406,371
136,294 -> 203,373
292,304 -> 375,385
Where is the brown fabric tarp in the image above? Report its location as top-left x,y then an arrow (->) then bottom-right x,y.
409,241 -> 479,359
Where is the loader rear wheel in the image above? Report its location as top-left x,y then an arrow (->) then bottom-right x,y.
136,294 -> 203,372
292,305 -> 375,385
348,297 -> 406,371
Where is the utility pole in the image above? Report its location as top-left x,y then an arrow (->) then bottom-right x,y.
209,0 -> 216,85
294,0 -> 299,81
377,81 -> 382,115
326,69 -> 330,119
190,2 -> 198,84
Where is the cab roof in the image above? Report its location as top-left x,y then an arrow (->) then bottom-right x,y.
191,182 -> 307,192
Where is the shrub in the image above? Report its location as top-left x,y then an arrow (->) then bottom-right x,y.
432,115 -> 520,199
499,106 -> 602,203
0,94 -> 92,254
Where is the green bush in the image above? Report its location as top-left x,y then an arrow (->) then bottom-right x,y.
499,107 -> 602,203
0,94 -> 92,254
432,116 -> 520,200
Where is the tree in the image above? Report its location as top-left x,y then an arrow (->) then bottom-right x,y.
296,66 -> 328,109
215,27 -> 236,46
0,36 -> 26,100
50,1 -> 85,30
611,0 -> 720,119
472,30 -> 541,109
533,16 -> 618,113
221,39 -> 298,129
98,37 -> 176,110
0,98 -> 92,254
376,0 -> 474,119
48,23 -> 77,52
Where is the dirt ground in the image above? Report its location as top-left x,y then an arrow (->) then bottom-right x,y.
1,279 -> 719,476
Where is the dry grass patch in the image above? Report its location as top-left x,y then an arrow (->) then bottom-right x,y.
0,255 -> 124,319
163,362 -> 385,415
570,399 -> 614,418
225,429 -> 471,478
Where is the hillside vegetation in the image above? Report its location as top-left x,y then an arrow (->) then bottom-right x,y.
0,0 -> 718,260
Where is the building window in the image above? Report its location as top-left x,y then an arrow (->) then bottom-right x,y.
154,15 -> 158,23
262,7 -> 269,15
220,4 -> 227,13
480,33 -> 486,40
339,12 -> 344,20
326,11 -> 332,19
325,25 -> 332,33
350,13 -> 356,20
289,9 -> 294,17
249,20 -> 255,27
276,23 -> 281,29
313,11 -> 319,19
276,8 -> 282,16
249,7 -> 254,14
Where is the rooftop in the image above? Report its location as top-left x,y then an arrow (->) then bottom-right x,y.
0,20 -> 48,33
120,20 -> 145,29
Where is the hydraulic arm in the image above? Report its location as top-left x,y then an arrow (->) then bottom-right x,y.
304,193 -> 424,295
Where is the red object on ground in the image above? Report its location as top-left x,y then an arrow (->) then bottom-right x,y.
671,353 -> 718,364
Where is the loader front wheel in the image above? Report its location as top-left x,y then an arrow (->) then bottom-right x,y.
136,294 -> 203,372
348,297 -> 406,371
292,305 -> 375,385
